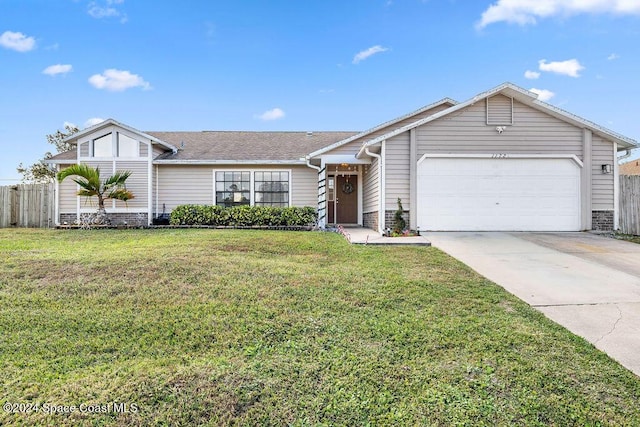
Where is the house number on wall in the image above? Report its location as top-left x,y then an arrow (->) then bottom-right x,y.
491,153 -> 508,158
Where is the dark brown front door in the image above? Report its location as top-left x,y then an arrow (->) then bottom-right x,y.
336,175 -> 357,224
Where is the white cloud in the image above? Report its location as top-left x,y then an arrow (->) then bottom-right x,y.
255,108 -> 285,121
84,118 -> 105,128
477,0 -> 640,29
0,31 -> 36,52
524,70 -> 540,79
42,64 -> 73,76
538,59 -> 584,77
88,69 -> 151,91
529,88 -> 555,102
88,0 -> 127,23
608,53 -> 620,60
352,45 -> 389,64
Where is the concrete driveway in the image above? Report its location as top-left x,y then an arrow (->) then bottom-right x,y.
424,232 -> 640,376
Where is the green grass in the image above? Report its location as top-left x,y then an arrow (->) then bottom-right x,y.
0,229 -> 639,426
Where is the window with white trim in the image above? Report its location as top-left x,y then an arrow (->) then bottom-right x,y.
214,170 -> 291,207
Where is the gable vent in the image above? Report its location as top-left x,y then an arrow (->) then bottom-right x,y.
486,95 -> 513,125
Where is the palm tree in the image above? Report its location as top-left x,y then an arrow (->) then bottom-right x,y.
57,164 -> 134,222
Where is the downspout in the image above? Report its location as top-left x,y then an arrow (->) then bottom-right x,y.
155,164 -> 159,223
618,149 -> 632,162
305,157 -> 323,228
305,157 -> 321,172
365,146 -> 384,234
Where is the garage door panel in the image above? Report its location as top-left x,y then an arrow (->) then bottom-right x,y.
417,157 -> 581,231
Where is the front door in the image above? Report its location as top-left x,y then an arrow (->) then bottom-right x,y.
336,175 -> 357,224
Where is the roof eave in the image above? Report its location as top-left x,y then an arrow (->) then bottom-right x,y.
153,159 -> 307,165
307,98 -> 458,159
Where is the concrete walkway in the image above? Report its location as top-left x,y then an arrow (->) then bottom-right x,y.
339,226 -> 431,246
424,232 -> 640,376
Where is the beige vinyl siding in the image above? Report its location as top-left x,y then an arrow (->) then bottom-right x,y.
385,132 -> 410,210
363,157 -> 379,213
592,135 -> 615,210
58,165 -> 78,213
156,165 -> 317,211
290,166 -> 318,207
416,100 -> 584,157
324,103 -> 452,156
139,142 -> 149,157
486,94 -> 513,125
157,165 -> 212,210
114,161 -> 148,209
79,142 -> 89,157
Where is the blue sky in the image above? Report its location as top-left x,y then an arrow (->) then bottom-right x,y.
1,0 -> 640,182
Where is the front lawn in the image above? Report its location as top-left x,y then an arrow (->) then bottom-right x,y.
0,229 -> 638,425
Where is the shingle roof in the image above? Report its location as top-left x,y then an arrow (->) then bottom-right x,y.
147,131 -> 358,162
47,149 -> 77,163
620,160 -> 640,175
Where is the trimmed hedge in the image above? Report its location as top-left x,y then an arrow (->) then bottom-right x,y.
169,205 -> 318,227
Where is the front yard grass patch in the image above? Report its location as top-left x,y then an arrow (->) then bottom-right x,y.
0,229 -> 639,425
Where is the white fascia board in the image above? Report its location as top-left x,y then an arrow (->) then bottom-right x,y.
64,119 -> 178,152
307,98 -> 458,159
529,99 -> 637,149
417,153 -> 584,168
319,154 -> 372,168
45,158 -> 76,165
361,81 -> 637,153
153,159 -> 306,165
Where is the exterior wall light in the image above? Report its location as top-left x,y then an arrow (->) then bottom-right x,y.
601,164 -> 612,174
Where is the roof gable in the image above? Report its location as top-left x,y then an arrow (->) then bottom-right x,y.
64,118 -> 178,152
359,82 -> 637,155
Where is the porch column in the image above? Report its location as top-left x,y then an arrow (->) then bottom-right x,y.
317,166 -> 327,229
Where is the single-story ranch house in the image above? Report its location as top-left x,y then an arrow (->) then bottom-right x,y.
48,82 -> 637,233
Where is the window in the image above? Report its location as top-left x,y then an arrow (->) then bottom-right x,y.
255,171 -> 289,207
93,133 -> 112,157
214,170 -> 291,207
118,133 -> 139,157
215,171 -> 250,207
327,176 -> 335,201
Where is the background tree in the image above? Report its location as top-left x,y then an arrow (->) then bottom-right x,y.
57,164 -> 134,224
17,124 -> 79,183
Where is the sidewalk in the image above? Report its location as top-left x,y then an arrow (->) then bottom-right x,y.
338,226 -> 431,246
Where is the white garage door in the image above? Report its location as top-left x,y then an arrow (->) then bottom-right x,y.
417,156 -> 581,231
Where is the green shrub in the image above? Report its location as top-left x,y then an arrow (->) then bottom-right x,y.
393,198 -> 406,234
169,205 -> 317,227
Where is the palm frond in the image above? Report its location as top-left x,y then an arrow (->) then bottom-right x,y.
58,164 -> 101,191
103,170 -> 132,189
107,188 -> 135,202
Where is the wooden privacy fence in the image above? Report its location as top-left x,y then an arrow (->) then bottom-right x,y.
619,175 -> 640,235
0,183 -> 56,228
